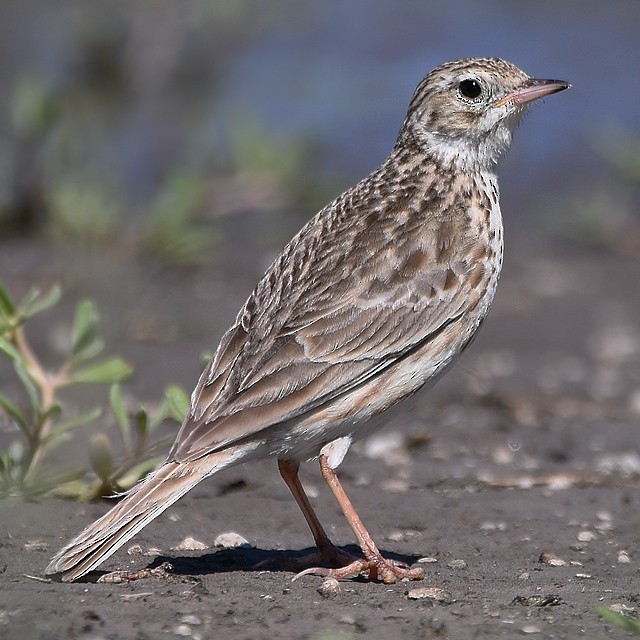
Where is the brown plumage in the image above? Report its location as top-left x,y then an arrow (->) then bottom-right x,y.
46,58 -> 569,584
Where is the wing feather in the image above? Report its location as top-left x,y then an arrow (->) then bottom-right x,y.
169,160 -> 490,462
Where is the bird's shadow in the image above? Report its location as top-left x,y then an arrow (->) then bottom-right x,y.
81,545 -> 423,582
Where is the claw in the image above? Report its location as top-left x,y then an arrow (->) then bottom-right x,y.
292,554 -> 424,584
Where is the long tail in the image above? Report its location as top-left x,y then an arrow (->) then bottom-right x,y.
45,450 -> 240,582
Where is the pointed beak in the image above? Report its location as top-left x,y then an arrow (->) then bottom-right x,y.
494,78 -> 570,108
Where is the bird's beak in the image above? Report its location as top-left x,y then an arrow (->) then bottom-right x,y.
494,78 -> 570,108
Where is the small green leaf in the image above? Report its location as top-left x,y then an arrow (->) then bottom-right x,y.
0,284 -> 16,317
89,433 -> 114,481
0,336 -> 21,361
135,408 -> 148,440
39,431 -> 74,459
11,74 -> 57,136
14,359 -> 40,411
71,300 -> 99,356
20,467 -> 87,500
22,284 -> 61,319
58,407 -> 103,431
109,384 -> 131,444
200,352 -> 213,368
46,407 -> 103,440
141,434 -> 175,458
49,478 -> 91,500
0,392 -> 30,432
165,385 -> 189,422
40,468 -> 87,490
597,606 -> 640,633
117,457 -> 162,490
147,384 -> 189,432
72,338 -> 105,364
39,402 -> 62,423
148,399 -> 169,431
68,357 -> 133,384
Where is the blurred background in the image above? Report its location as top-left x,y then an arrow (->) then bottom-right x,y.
1,0 -> 639,415
2,6 -> 640,633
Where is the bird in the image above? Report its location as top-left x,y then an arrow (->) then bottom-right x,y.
46,58 -> 569,585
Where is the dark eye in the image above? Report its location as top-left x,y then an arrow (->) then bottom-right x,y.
459,79 -> 482,99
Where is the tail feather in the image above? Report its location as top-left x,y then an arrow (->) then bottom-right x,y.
45,453 -> 234,582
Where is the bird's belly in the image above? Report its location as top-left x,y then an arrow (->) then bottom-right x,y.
268,308 -> 486,462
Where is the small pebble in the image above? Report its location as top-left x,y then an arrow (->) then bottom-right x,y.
388,530 -> 405,542
353,474 -> 371,487
302,484 -> 319,498
539,551 -> 567,567
596,452 -> 640,477
381,478 -> 409,493
23,540 -> 49,552
387,529 -> 420,542
317,577 -> 341,598
417,556 -> 438,564
575,573 -> 592,579
609,603 -> 636,614
127,544 -> 144,555
362,431 -> 410,466
447,559 -> 467,570
480,521 -> 507,532
171,537 -> 208,551
617,550 -> 631,564
517,571 -> 530,580
213,532 -> 252,549
521,624 -> 542,634
120,592 -> 154,601
173,624 -> 192,636
406,587 -> 452,603
576,530 -> 597,542
180,615 -> 202,626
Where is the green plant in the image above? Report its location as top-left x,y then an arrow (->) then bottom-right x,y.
48,182 -> 122,245
597,606 -> 640,634
76,383 -> 188,500
143,172 -> 217,265
0,282 -> 187,499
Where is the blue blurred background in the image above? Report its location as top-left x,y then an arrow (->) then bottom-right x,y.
1,1 -> 638,228
0,0 -> 638,344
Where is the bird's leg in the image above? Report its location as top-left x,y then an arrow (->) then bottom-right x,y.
276,459 -> 356,568
295,454 -> 424,584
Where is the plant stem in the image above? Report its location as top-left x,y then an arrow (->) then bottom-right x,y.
13,325 -> 60,483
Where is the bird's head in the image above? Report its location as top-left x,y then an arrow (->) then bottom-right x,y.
399,58 -> 570,169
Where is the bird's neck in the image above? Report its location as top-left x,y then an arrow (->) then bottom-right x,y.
387,138 -> 498,194
395,127 -> 510,175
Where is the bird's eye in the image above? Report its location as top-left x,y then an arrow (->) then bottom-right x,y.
459,79 -> 482,100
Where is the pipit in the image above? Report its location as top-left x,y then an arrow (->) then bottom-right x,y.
46,58 -> 569,584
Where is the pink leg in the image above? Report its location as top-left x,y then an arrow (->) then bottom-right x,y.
277,459 -> 358,568
291,455 -> 425,584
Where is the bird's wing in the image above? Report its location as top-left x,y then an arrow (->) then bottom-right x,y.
170,172 -> 490,463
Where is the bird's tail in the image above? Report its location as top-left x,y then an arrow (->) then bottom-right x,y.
45,451 -> 238,582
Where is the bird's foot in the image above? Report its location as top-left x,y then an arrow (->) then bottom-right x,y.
293,550 -> 424,584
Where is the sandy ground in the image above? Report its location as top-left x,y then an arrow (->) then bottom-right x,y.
1,233 -> 639,639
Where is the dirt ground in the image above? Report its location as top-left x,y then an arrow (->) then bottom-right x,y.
1,230 -> 639,639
